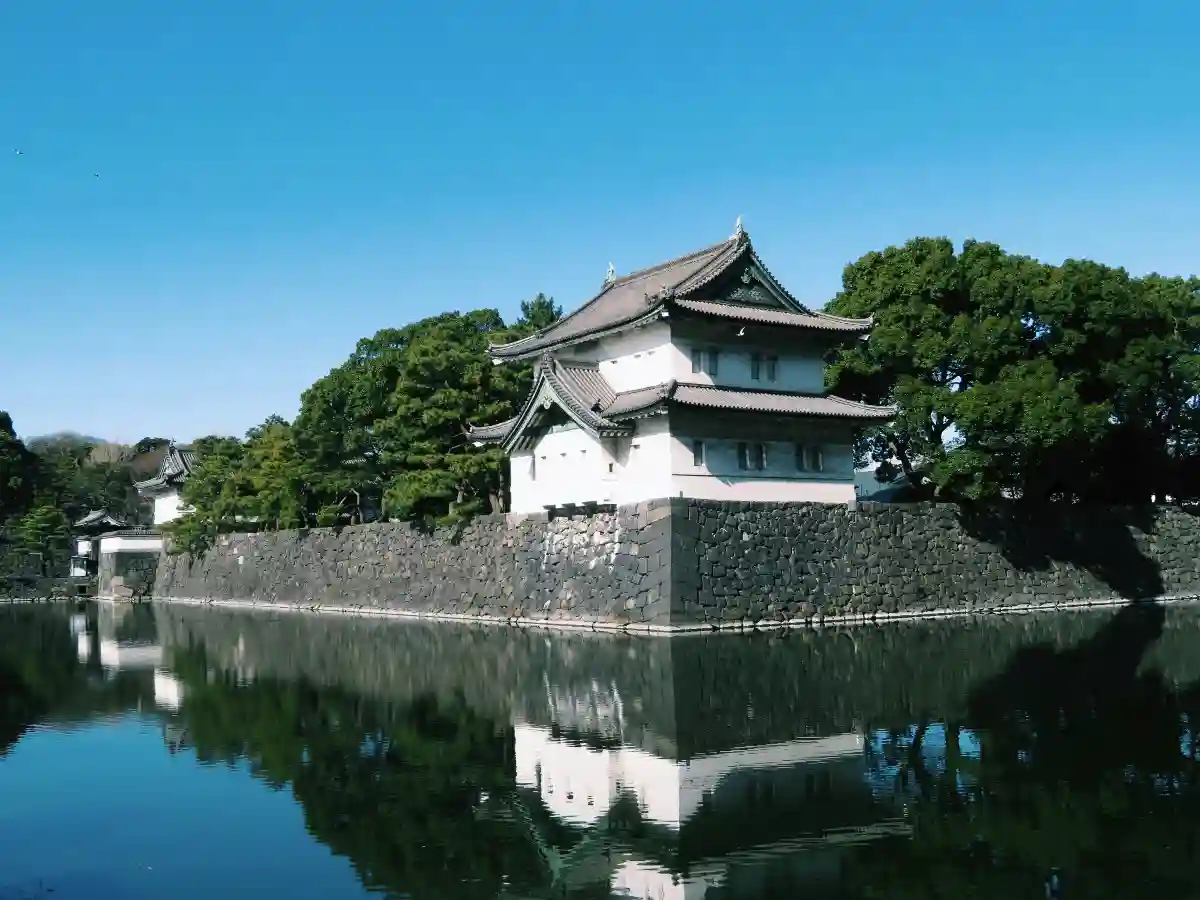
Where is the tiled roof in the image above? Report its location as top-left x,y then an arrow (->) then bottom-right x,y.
489,239 -> 736,361
668,384 -> 896,420
466,418 -> 518,444
97,527 -> 162,538
466,356 -> 634,447
468,366 -> 895,447
673,298 -> 871,332
133,444 -> 198,494
74,509 -> 128,530
489,228 -> 870,360
553,361 -> 617,412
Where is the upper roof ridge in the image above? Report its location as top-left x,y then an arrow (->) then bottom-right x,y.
608,236 -> 738,288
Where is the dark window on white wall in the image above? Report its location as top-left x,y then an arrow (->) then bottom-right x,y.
706,348 -> 720,376
766,356 -> 778,381
795,444 -> 825,472
750,353 -> 762,380
739,442 -> 766,471
692,440 -> 705,466
691,348 -> 703,373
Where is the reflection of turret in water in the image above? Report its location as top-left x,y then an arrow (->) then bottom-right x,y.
154,668 -> 186,711
91,600 -> 164,674
163,722 -> 190,755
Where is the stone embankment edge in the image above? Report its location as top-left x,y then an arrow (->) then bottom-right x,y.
150,592 -> 1200,634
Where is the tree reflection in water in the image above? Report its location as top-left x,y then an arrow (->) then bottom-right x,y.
6,600 -> 1200,898
849,603 -> 1200,899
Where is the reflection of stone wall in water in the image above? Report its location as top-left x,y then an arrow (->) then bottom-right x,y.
98,552 -> 160,599
154,501 -> 1200,628
152,601 -> 1200,756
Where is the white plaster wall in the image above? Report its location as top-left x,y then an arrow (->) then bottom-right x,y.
98,534 -> 164,554
514,723 -> 683,827
584,322 -> 673,393
613,416 -> 675,506
613,860 -> 712,900
76,633 -> 91,663
75,538 -> 93,556
510,427 -> 613,513
98,640 -> 163,671
154,669 -> 186,710
667,335 -> 826,394
514,725 -> 865,832
669,430 -> 856,504
153,491 -> 185,525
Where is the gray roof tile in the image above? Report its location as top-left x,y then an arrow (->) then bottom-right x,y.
490,229 -> 870,360
133,444 -> 198,493
669,384 -> 897,420
469,366 -> 895,446
604,382 -> 895,420
673,298 -> 871,332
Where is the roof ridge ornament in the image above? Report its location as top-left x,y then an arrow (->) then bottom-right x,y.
732,215 -> 745,241
604,262 -> 616,285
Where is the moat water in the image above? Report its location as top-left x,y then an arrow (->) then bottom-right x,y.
2,599 -> 1200,899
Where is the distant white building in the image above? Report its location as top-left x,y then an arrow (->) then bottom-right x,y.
133,443 -> 198,526
469,221 -> 894,514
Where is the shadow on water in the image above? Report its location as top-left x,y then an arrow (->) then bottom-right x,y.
957,503 -> 1165,599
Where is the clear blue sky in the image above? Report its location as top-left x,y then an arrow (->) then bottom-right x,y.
3,1 -> 1197,444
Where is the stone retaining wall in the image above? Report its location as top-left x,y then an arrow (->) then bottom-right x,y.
152,500 -> 1200,630
155,502 -> 675,627
98,551 -> 160,600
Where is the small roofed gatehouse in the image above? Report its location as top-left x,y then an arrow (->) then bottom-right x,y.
70,509 -> 129,577
468,220 -> 895,515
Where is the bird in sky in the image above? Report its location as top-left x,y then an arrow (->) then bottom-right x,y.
13,149 -> 23,156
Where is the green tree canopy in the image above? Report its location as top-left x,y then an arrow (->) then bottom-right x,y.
12,505 -> 72,571
826,238 -> 1200,503
0,411 -> 38,523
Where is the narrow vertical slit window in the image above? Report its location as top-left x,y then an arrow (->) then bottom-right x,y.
755,443 -> 767,471
766,356 -> 778,382
691,347 -> 703,374
750,352 -> 762,380
692,439 -> 705,467
737,442 -> 749,470
795,443 -> 807,472
810,446 -> 825,472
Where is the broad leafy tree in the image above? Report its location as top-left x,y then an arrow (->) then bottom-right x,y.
827,239 -> 1200,503
0,411 -> 37,523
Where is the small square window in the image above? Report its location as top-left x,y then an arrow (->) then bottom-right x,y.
766,356 -> 778,381
692,439 -> 705,467
750,353 -> 762,380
